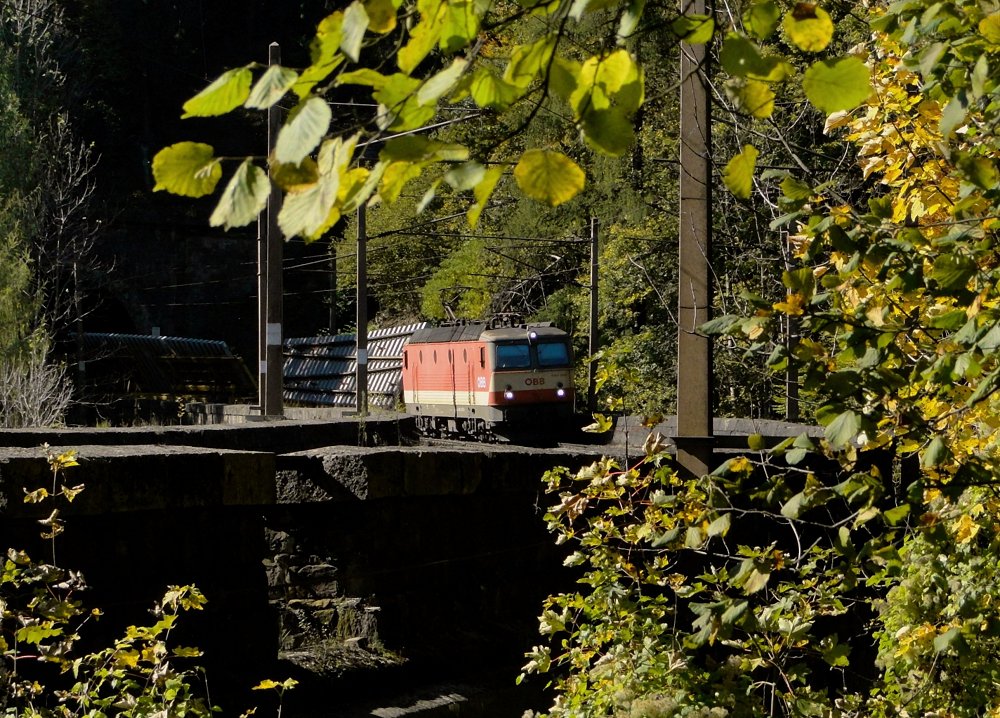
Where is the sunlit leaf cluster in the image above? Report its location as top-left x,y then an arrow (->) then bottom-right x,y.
696,1 -> 1000,714
152,0 -> 873,240
522,439 -> 900,717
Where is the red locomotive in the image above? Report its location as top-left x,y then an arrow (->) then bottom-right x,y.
401,318 -> 575,440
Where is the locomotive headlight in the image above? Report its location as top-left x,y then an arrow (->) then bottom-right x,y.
504,385 -> 515,400
556,388 -> 566,398
528,330 -> 538,340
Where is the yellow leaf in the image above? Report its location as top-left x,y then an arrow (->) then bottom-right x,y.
773,293 -> 805,315
722,144 -> 758,199
365,0 -> 400,32
115,650 -> 140,669
953,514 -> 980,544
172,646 -> 204,658
728,456 -> 753,474
513,149 -> 585,206
23,488 -> 49,503
783,4 -> 834,52
980,13 -> 1000,44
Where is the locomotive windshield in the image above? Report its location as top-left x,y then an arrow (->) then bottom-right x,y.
495,343 -> 532,369
536,341 -> 570,367
494,340 -> 571,370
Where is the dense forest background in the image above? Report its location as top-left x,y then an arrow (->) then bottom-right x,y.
2,0 -> 841,421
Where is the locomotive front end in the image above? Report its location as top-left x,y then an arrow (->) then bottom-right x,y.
482,324 -> 576,427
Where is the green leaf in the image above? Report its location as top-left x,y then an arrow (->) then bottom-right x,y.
398,0 -> 447,73
580,108 -> 636,155
670,14 -> 714,44
781,491 -> 805,519
721,600 -> 748,625
783,4 -> 833,52
719,33 -> 792,81
685,525 -> 705,548
931,253 -> 976,290
706,512 -> 731,537
441,0 -> 480,52
443,161 -> 485,191
470,68 -> 522,110
15,625 -> 62,645
939,93 -> 967,137
933,626 -> 961,653
781,175 -> 812,201
341,1 -> 370,62
824,410 -> 860,449
569,0 -> 622,20
182,67 -> 253,118
337,68 -> 389,89
417,58 -> 470,105
275,98 -> 332,165
467,165 -> 505,227
152,142 -> 222,198
920,437 -> 949,468
724,77 -> 774,118
967,368 -> 1000,406
272,158 -> 320,189
278,182 -> 334,239
978,324 -> 1000,352
505,36 -> 557,89
209,159 -> 270,230
651,527 -> 680,547
722,145 -> 758,200
972,55 -> 989,97
744,0 -> 780,39
416,180 -> 440,213
748,433 -> 766,451
883,504 -> 910,526
802,56 -> 872,114
956,153 -> 999,190
821,640 -> 851,667
582,412 -> 613,433
513,149 -> 585,206
245,65 -> 300,109
374,74 -> 437,130
929,309 -> 966,332
568,49 -> 643,118
380,135 -> 468,162
379,161 -> 424,203
699,314 -> 742,335
744,566 -> 770,594
617,0 -> 645,40
917,42 -> 947,83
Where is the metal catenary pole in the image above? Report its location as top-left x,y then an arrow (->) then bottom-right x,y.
356,204 -> 368,416
676,1 -> 714,476
264,41 -> 284,417
587,216 -> 599,412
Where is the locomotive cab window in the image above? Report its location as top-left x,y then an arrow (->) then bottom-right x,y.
495,343 -> 531,369
536,341 -> 571,368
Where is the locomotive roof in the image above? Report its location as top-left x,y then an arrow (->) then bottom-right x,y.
407,322 -> 567,345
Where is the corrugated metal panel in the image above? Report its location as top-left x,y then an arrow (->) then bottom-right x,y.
283,323 -> 427,407
80,332 -> 255,400
82,332 -> 235,357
